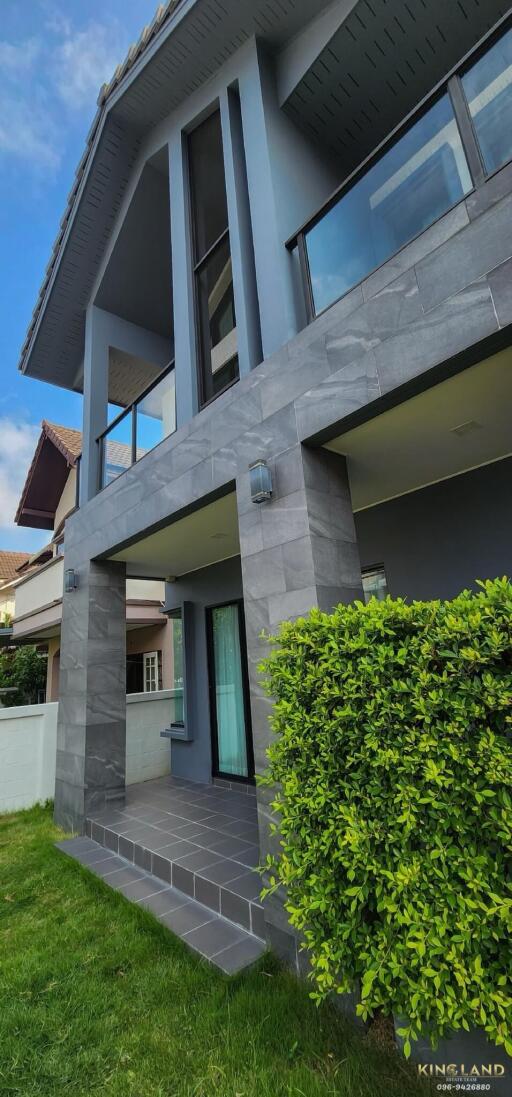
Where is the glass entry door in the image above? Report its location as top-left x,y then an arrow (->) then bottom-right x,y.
207,601 -> 253,780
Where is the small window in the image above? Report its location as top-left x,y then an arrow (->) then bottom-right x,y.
362,566 -> 388,604
143,651 -> 162,693
169,609 -> 184,727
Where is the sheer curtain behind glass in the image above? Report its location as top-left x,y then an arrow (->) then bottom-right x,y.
211,605 -> 248,777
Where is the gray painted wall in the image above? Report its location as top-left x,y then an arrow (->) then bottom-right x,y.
356,458 -> 512,602
165,557 -> 244,783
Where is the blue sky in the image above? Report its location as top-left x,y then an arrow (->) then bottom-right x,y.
0,0 -> 159,551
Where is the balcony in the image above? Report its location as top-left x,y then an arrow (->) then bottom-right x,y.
12,557 -> 168,643
289,24 -> 512,321
97,362 -> 176,492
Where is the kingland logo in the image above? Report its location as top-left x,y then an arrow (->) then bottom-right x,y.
417,1062 -> 506,1078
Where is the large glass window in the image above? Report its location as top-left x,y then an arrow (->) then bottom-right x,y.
462,27 -> 512,176
135,369 -> 176,459
98,363 -> 175,491
305,94 -> 472,315
188,110 -> 238,405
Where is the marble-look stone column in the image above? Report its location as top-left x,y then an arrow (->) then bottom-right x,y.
54,557 -> 127,832
237,445 -> 363,964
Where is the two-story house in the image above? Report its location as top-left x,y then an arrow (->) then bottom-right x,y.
18,1 -> 512,966
12,419 -> 176,701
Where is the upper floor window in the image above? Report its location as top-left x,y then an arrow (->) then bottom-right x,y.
292,24 -> 512,322
305,93 -> 472,315
188,110 -> 238,407
461,27 -> 512,176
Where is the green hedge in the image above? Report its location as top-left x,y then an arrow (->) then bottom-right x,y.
260,578 -> 512,1056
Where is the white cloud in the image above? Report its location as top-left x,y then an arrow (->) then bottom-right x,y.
0,91 -> 60,173
0,419 -> 40,532
54,21 -> 126,110
0,37 -> 40,73
0,14 -> 129,175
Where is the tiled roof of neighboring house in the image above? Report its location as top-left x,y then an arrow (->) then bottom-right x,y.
43,422 -> 82,464
18,0 -> 181,375
0,551 -> 31,583
15,421 -> 82,529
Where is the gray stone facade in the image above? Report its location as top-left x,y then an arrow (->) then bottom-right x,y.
56,166 -> 512,865
16,1 -> 512,956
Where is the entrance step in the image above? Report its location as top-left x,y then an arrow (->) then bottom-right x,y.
56,836 -> 266,975
85,776 -> 264,940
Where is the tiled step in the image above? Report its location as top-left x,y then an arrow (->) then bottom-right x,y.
56,836 -> 266,975
85,777 -> 265,940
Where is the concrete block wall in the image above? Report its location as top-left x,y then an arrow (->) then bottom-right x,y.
0,703 -> 58,813
0,696 -> 172,815
126,690 -> 172,785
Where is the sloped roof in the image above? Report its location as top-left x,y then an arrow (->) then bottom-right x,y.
43,422 -> 82,464
0,551 -> 31,583
18,0 -> 181,380
15,421 -> 82,530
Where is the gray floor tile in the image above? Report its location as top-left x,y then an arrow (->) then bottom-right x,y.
88,856 -> 125,877
138,888 -> 189,917
117,877 -> 167,901
224,871 -> 262,902
161,901 -> 215,936
102,866 -> 145,887
214,935 -> 266,974
197,859 -> 250,886
172,849 -> 223,872
183,918 -> 247,958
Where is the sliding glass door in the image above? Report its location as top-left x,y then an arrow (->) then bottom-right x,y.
207,602 -> 253,780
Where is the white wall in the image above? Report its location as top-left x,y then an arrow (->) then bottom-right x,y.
54,467 -> 77,532
14,557 -> 63,621
0,693 -> 172,814
126,690 -> 172,785
0,702 -> 58,813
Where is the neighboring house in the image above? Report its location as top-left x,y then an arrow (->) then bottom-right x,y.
17,0 -> 512,962
12,420 -> 174,701
0,552 -> 30,625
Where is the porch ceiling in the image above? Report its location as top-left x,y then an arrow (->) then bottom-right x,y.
283,1 -> 507,173
326,348 -> 512,511
109,492 -> 239,578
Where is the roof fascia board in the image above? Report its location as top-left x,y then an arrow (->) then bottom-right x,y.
104,0 -> 200,116
19,107 -> 109,375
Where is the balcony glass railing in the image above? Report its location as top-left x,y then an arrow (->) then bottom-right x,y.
288,21 -> 512,321
98,362 -> 176,491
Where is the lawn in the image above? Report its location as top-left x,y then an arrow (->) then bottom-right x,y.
0,805 -> 429,1097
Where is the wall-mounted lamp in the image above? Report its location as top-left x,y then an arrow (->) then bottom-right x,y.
64,568 -> 78,593
249,460 -> 273,504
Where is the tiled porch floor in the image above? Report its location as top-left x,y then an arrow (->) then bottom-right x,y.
86,776 -> 264,940
56,776 -> 266,973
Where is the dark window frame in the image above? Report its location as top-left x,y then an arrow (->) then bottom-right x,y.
187,108 -> 239,410
205,598 -> 255,785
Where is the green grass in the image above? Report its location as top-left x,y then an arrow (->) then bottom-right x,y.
0,805 -> 429,1097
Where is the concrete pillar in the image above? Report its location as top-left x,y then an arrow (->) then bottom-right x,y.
54,557 -> 127,832
220,86 -> 262,379
168,133 -> 198,427
82,306 -> 109,503
236,445 -> 364,960
238,44 -> 299,359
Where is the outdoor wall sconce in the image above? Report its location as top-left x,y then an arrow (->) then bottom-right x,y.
249,460 -> 273,504
64,568 -> 78,593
